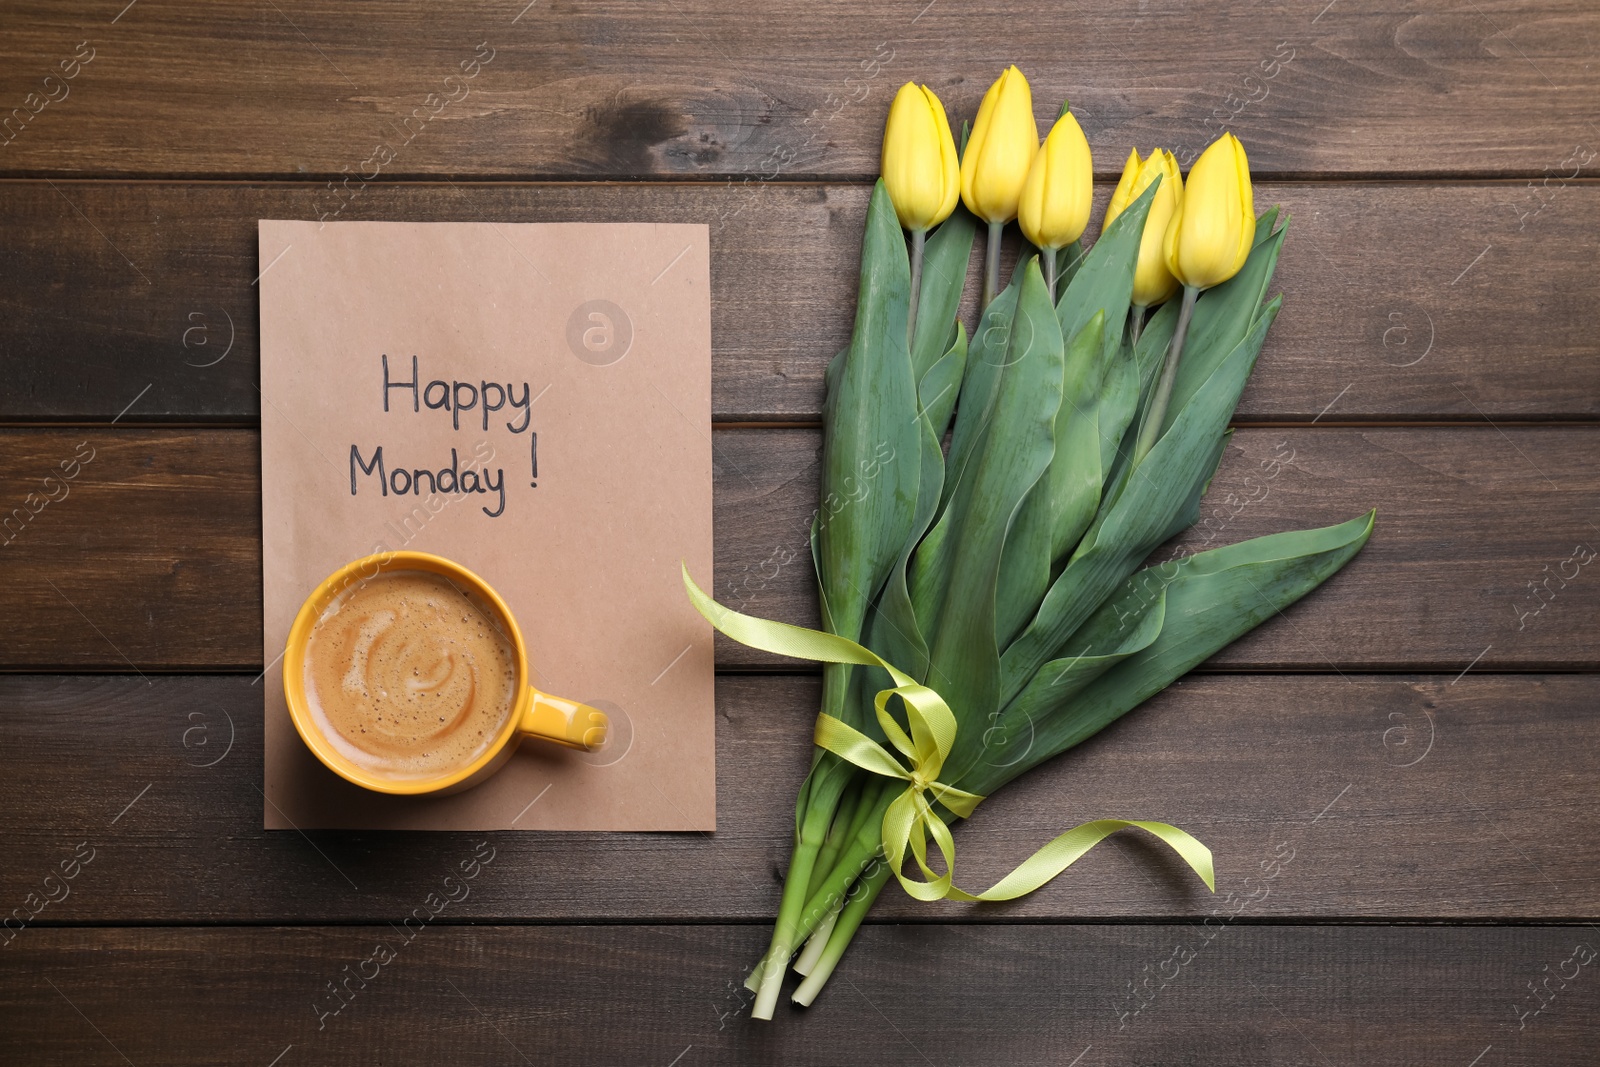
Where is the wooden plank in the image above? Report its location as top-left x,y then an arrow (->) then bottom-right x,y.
1,672 -> 1595,923
1,181 -> 1597,423
0,430 -> 260,669
0,0 -> 1593,180
1,426 -> 1595,671
2,923 -> 1594,1063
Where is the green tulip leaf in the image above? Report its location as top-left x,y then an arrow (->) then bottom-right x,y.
1156,217 -> 1288,441
971,510 -> 1375,794
1092,332 -> 1142,488
865,331 -> 969,686
1106,298 -> 1183,496
999,294 -> 1283,704
1056,180 -> 1155,360
1157,428 -> 1234,548
1254,206 -> 1282,248
912,210 -> 978,383
993,574 -> 1168,752
937,259 -> 1029,512
992,314 -> 1088,648
918,323 -> 968,442
915,259 -> 1066,779
1054,238 -> 1085,297
814,180 -> 925,726
995,311 -> 1106,648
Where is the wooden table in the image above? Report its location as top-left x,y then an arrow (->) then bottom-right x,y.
3,2 -> 1597,1063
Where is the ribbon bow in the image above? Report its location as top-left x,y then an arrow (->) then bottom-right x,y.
812,671 -> 985,902
683,565 -> 1214,902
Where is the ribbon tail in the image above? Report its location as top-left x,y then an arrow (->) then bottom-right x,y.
685,563 -> 967,797
683,564 -> 916,688
943,819 -> 1215,903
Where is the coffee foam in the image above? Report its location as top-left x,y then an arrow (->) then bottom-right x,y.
303,570 -> 518,780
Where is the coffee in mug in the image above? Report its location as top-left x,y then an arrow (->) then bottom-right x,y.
283,551 -> 608,796
303,570 -> 518,780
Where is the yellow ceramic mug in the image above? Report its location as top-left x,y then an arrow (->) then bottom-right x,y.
283,550 -> 608,795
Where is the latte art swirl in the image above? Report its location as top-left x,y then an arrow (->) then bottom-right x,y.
304,570 -> 518,778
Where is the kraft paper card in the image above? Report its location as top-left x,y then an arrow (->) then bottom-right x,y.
258,219 -> 714,830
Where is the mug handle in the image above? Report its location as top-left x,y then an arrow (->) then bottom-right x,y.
521,690 -> 608,751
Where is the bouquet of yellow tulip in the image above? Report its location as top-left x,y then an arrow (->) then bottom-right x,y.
685,65 -> 1374,1020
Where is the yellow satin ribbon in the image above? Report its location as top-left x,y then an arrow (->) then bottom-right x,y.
683,565 -> 1215,902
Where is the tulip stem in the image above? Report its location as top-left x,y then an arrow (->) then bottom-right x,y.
1129,305 -> 1145,348
1043,247 -> 1058,303
1133,285 -> 1199,466
982,220 -> 1003,309
908,228 -> 926,350
792,858 -> 893,1006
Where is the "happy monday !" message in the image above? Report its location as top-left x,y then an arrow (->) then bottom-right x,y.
349,355 -> 538,519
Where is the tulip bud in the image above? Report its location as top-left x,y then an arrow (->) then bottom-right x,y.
1104,147 -> 1184,308
1018,108 -> 1093,252
959,65 -> 1039,225
880,82 -> 960,232
1163,132 -> 1255,291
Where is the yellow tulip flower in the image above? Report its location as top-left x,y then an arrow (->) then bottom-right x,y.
962,65 -> 1038,306
1018,109 -> 1093,253
1163,132 -> 1255,291
1103,147 -> 1184,309
960,65 -> 1038,225
880,82 -> 960,233
1134,133 -> 1256,467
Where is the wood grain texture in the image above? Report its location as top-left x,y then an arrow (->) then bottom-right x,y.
0,0 -> 1593,180
1,672 -> 1595,923
1,426 -> 1595,671
3,923 -> 1595,1064
1,181 -> 1597,422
